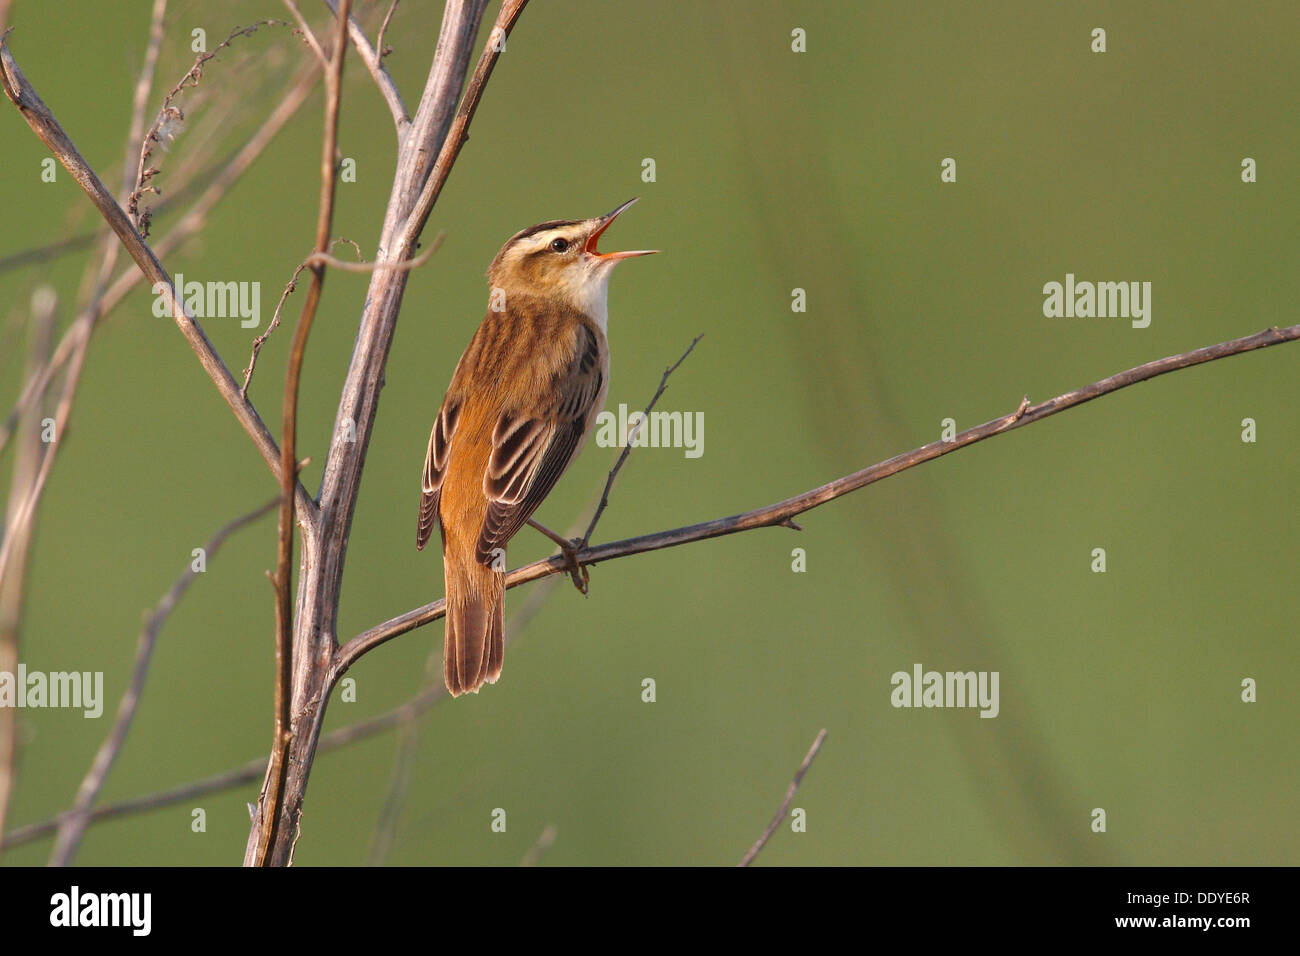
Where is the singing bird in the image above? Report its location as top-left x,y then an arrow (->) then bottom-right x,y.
417,199 -> 657,696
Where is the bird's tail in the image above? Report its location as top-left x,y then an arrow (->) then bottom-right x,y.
442,547 -> 504,696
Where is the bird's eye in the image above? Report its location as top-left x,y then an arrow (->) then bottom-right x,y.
549,238 -> 570,253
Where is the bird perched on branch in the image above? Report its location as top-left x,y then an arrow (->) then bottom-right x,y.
417,198 -> 657,696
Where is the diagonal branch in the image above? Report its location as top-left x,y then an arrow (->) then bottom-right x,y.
333,322 -> 1300,674
738,729 -> 828,867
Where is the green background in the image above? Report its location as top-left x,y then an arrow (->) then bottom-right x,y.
0,0 -> 1295,865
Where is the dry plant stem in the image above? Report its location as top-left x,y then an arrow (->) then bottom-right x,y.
738,729 -> 828,867
581,335 -> 703,547
0,37 -> 316,517
366,722 -> 418,866
128,20 -> 290,233
520,824 -> 557,867
0,292 -> 56,859
241,262 -> 311,398
376,0 -> 399,58
251,0 -> 351,869
336,323 -> 1300,670
242,236 -> 439,400
47,499 -> 277,867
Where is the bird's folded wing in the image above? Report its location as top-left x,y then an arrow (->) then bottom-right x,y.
416,396 -> 461,550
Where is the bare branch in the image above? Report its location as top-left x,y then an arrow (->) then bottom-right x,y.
242,236 -> 443,398
241,261 -> 312,399
335,323 -> 1300,671
738,729 -> 828,867
47,499 -> 277,867
376,0 -> 399,59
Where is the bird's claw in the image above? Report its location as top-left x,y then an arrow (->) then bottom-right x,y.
559,538 -> 590,595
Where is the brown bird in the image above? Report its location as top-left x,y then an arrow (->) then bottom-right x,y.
417,199 -> 657,696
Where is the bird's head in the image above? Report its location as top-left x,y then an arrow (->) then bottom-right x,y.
486,198 -> 657,320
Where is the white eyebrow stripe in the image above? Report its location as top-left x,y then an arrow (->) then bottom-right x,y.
523,228 -> 583,252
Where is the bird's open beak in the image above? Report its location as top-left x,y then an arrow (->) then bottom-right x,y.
585,197 -> 659,261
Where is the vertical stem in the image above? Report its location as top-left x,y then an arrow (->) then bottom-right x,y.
248,0 -> 352,867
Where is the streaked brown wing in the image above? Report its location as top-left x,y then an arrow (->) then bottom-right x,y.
474,327 -> 604,565
416,396 -> 461,550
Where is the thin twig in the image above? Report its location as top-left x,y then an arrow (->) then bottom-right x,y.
520,824 -> 557,867
305,234 -> 442,272
47,499 -> 277,866
283,0 -> 329,68
322,0 -> 408,132
335,323 -> 1300,672
366,722 -> 420,866
581,334 -> 703,548
129,20 -> 290,235
241,261 -> 312,398
376,0 -> 399,58
738,729 -> 827,867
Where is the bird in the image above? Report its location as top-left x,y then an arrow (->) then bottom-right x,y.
417,198 -> 657,696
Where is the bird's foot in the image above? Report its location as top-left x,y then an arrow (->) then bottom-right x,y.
559,537 -> 590,595
527,519 -> 590,594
